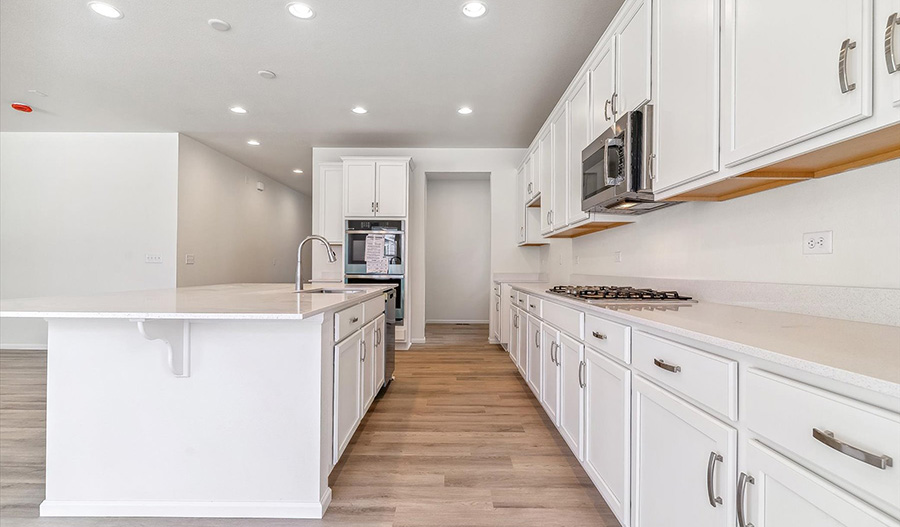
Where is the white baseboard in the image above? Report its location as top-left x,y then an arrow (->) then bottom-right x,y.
410,337 -> 426,344
425,320 -> 489,324
489,337 -> 499,344
40,489 -> 332,519
396,341 -> 412,350
0,343 -> 47,351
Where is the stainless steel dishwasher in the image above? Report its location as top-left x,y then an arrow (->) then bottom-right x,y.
382,287 -> 396,390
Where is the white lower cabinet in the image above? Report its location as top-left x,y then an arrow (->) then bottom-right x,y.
584,346 -> 632,527
632,375 -> 737,527
541,324 -> 561,425
333,331 -> 362,464
361,320 -> 377,411
738,440 -> 899,527
509,307 -> 520,367
558,333 -> 584,459
526,315 -> 542,397
517,309 -> 528,377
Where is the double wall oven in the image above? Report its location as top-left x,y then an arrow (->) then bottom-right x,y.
344,219 -> 405,322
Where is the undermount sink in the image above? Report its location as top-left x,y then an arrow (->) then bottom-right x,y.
295,288 -> 366,294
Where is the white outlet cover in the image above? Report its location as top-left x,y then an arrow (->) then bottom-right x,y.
802,231 -> 833,255
614,251 -> 622,263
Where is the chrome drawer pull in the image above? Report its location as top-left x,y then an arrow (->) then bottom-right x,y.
529,303 -> 536,308
350,316 -> 359,323
839,38 -> 857,93
812,428 -> 893,469
886,13 -> 899,74
653,358 -> 681,373
592,331 -> 607,340
706,451 -> 723,507
737,472 -> 755,527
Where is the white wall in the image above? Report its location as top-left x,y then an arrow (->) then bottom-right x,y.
0,133 -> 179,348
176,135 -> 311,287
568,160 -> 900,289
312,147 -> 537,343
425,177 -> 491,323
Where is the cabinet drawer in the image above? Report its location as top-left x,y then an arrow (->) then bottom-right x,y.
526,295 -> 542,317
492,283 -> 500,295
334,303 -> 364,343
541,300 -> 583,340
746,368 -> 900,512
585,314 -> 631,364
362,294 -> 385,324
632,331 -> 737,420
515,291 -> 527,309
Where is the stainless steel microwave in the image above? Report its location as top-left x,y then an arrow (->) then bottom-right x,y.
581,104 -> 677,214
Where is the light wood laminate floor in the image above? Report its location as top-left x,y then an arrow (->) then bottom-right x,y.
0,324 -> 618,526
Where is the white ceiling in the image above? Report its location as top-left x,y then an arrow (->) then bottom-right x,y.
0,0 -> 623,194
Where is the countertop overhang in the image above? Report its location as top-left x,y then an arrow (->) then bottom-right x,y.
0,283 -> 395,321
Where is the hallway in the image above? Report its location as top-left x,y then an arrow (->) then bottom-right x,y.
0,324 -> 617,526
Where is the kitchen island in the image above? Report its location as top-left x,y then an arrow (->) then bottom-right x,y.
0,283 -> 394,519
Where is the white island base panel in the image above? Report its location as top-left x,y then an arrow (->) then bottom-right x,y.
39,316 -> 335,519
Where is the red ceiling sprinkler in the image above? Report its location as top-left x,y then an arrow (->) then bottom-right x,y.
11,103 -> 33,113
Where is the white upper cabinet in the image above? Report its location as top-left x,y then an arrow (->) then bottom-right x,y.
878,0 -> 900,108
516,166 -> 527,244
589,40 -> 617,140
653,0 -> 720,192
568,74 -> 592,225
722,0 -> 872,167
551,104 -> 569,230
344,160 -> 377,217
316,163 -> 344,244
375,161 -> 408,217
538,128 -> 553,235
526,150 -> 538,200
343,157 -> 410,218
615,0 -> 652,115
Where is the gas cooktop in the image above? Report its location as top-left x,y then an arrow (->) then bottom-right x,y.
547,285 -> 696,307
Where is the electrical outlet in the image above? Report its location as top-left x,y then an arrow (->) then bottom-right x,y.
614,251 -> 622,263
574,256 -> 580,265
802,231 -> 833,255
145,254 -> 163,264
185,254 -> 195,265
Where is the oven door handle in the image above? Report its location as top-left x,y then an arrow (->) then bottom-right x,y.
345,274 -> 405,279
346,230 -> 405,235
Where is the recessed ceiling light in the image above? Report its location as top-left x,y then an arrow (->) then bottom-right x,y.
208,19 -> 231,31
230,106 -> 248,114
293,169 -> 304,174
258,70 -> 277,80
247,139 -> 260,146
462,1 -> 487,18
351,106 -> 368,114
87,2 -> 123,19
286,3 -> 315,19
458,106 -> 473,115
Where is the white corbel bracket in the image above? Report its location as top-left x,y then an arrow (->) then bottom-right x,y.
131,319 -> 191,377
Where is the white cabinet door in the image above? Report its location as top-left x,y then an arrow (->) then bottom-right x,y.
318,163 -> 344,243
525,151 -> 537,200
633,375 -> 737,527
723,0 -> 871,166
375,161 -> 407,217
539,128 -> 553,235
516,167 -> 526,244
551,104 -> 569,230
344,160 -> 377,217
375,314 -> 385,390
500,284 -> 512,346
526,315 -> 542,397
653,0 -> 720,192
584,346 -> 632,527
361,320 -> 377,411
540,324 -> 560,425
568,73 -> 591,225
490,294 -> 499,341
509,307 -> 519,366
333,331 -> 362,464
615,0 -> 652,114
590,39 -> 617,141
878,0 -> 900,108
558,333 -> 583,460
517,309 -> 528,378
739,440 -> 899,527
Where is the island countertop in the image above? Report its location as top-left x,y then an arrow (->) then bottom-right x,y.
0,283 -> 394,321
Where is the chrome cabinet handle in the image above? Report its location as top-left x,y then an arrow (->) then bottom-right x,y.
528,182 -> 532,194
706,452 -> 723,507
653,358 -> 681,373
649,153 -> 658,181
495,301 -> 499,312
839,38 -> 857,93
547,211 -> 551,225
604,99 -> 611,121
887,13 -> 899,74
535,330 -> 540,348
350,316 -> 359,323
812,428 -> 893,469
375,328 -> 381,346
371,202 -> 375,212
375,202 -> 379,213
578,360 -> 585,388
360,339 -> 366,361
592,331 -> 607,340
610,92 -> 618,115
737,472 -> 755,527
549,341 -> 557,364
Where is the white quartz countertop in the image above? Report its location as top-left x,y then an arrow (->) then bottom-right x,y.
511,283 -> 900,397
0,283 -> 394,321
